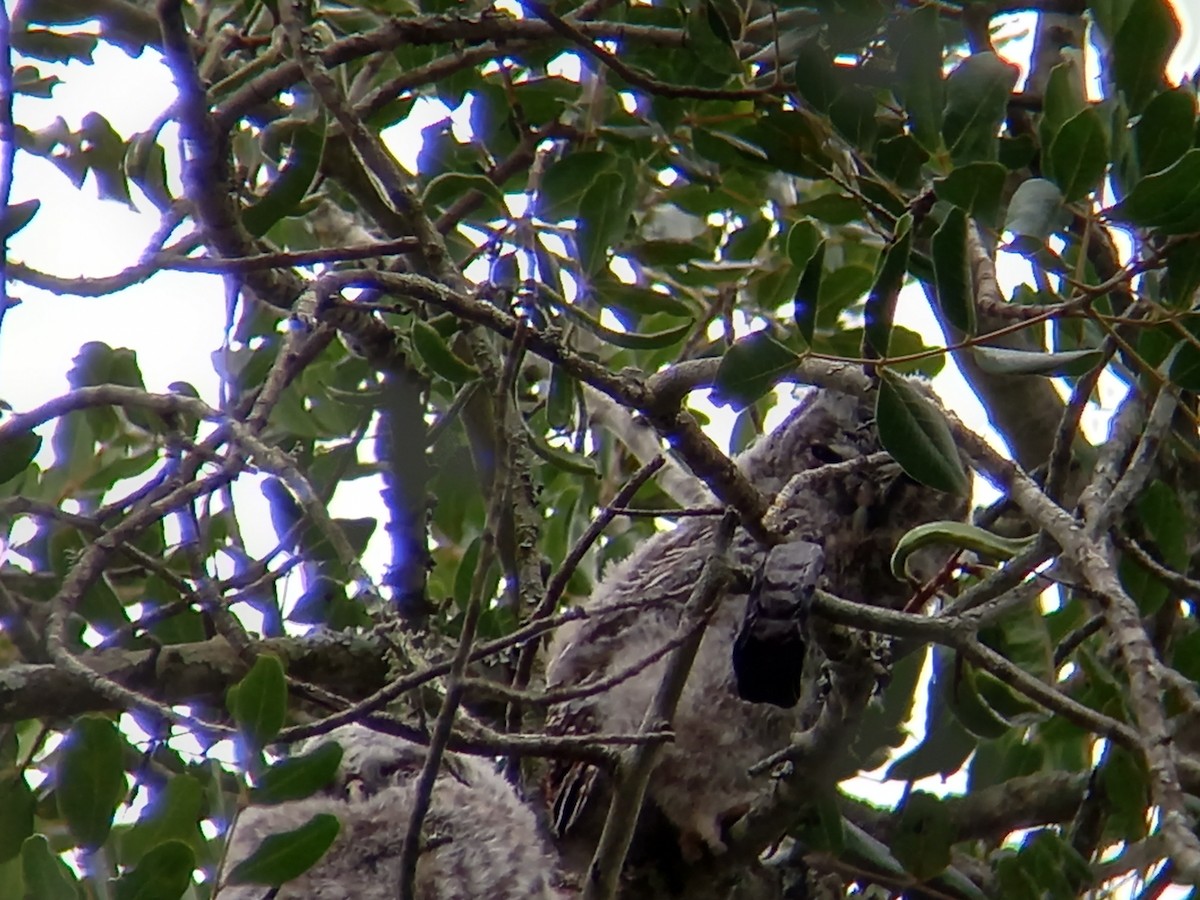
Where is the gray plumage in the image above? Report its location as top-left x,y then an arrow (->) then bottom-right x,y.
544,386 -> 967,855
217,725 -> 564,900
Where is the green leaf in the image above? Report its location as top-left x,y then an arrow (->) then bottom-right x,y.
242,119 -> 326,237
556,300 -> 691,350
12,26 -> 97,65
891,521 -> 1034,580
875,134 -> 930,188
931,206 -> 975,335
112,840 -> 195,900
875,373 -> 968,495
537,151 -> 616,220
524,421 -> 600,476
1164,238 -> 1200,308
1165,321 -> 1200,389
933,162 -> 1006,225
80,112 -> 132,207
421,172 -> 506,220
577,171 -> 631,276
793,241 -> 825,345
685,0 -> 740,73
1003,178 -> 1068,251
942,52 -> 1019,163
0,776 -> 35,863
972,346 -> 1103,376
0,431 -> 41,486
942,654 -> 1014,740
723,215 -> 771,260
1120,479 -> 1190,613
20,835 -> 80,900
887,669 -> 978,780
813,793 -> 846,855
1107,0 -> 1180,114
0,199 -> 40,239
226,813 -> 340,886
893,5 -> 945,152
13,64 -> 61,98
228,654 -> 288,751
863,214 -> 913,359
711,330 -> 800,410
892,791 -> 954,880
411,320 -> 478,383
124,130 -> 172,211
793,193 -> 863,225
253,742 -> 344,805
791,39 -> 838,112
1110,148 -> 1200,234
1038,53 -> 1087,154
120,775 -> 203,865
1045,108 -> 1108,201
596,280 -> 692,317
1134,86 -> 1196,176
546,366 -> 576,431
843,821 -> 908,877
829,87 -> 877,148
57,716 -> 126,849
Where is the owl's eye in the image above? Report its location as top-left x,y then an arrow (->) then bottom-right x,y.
810,443 -> 844,465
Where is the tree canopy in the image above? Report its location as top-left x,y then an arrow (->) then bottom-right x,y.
1,0 -> 1200,897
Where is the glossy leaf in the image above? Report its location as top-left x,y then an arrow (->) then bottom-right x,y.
57,716 -> 126,848
225,813 -> 340,886
1134,86 -> 1196,176
0,431 -> 41,485
793,241 -> 825,345
791,39 -> 838,113
112,840 -> 195,900
120,775 -> 203,865
875,372 -> 968,495
411,319 -> 479,383
1110,148 -> 1200,233
0,776 -> 35,863
1104,0 -> 1180,114
523,420 -> 600,476
972,346 -> 1103,377
1046,108 -> 1108,201
0,198 -> 40,239
253,742 -> 343,804
537,151 -> 616,220
557,300 -> 691,350
933,161 -> 1006,225
863,213 -> 912,359
227,654 -> 288,751
711,330 -> 800,410
931,206 -> 974,334
1164,237 -> 1200,306
577,171 -> 631,276
21,835 -> 80,900
1003,178 -> 1068,251
1038,53 -> 1087,153
892,791 -> 954,880
1167,319 -> 1200,389
891,521 -> 1034,580
242,119 -> 326,237
942,52 -> 1019,163
893,5 -> 945,152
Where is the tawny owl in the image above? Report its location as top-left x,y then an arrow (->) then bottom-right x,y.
217,724 -> 565,899
544,386 -> 967,857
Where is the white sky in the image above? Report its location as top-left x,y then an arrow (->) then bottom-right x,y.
1,3 -> 1199,891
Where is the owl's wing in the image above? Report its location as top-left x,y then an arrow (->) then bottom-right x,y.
732,539 -> 824,708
